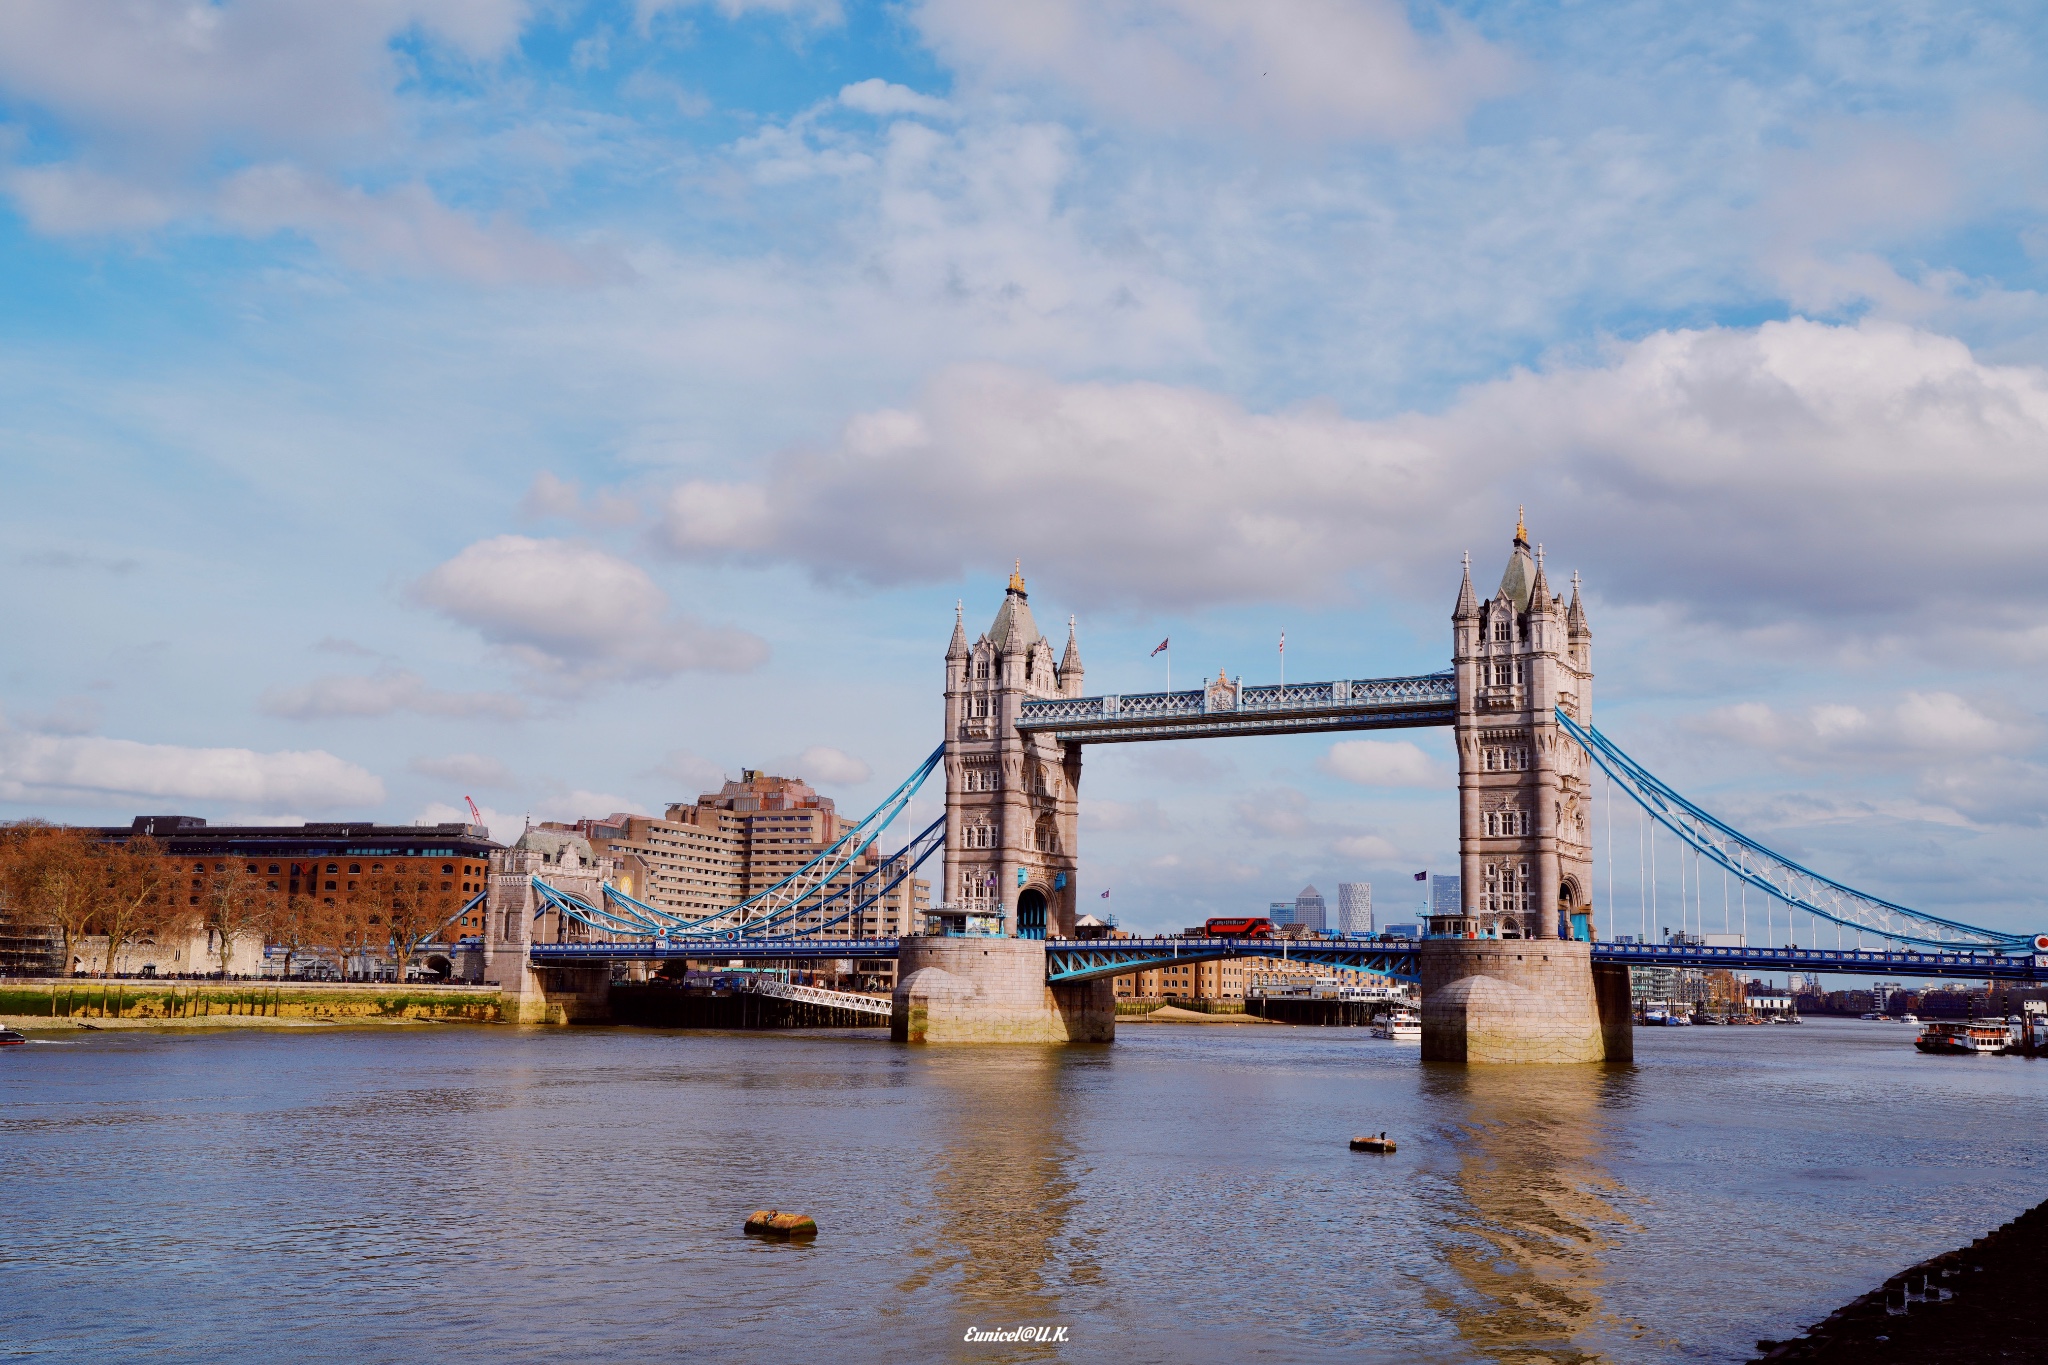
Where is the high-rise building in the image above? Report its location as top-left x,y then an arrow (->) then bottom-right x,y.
1294,885 -> 1327,933
1269,899 -> 1297,928
1430,874 -> 1462,917
1337,883 -> 1373,935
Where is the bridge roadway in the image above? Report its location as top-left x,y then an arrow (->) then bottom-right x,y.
528,937 -> 2048,984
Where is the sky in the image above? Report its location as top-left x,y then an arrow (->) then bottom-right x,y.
3,0 -> 2047,938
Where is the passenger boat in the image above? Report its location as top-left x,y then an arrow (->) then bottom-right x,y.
1373,1010 -> 1421,1042
1899,1013 -> 1918,1025
0,1027 -> 27,1048
1914,1020 -> 2012,1055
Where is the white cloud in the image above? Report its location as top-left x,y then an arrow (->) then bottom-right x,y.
0,732 -> 384,810
646,749 -> 729,795
519,471 -> 642,527
408,753 -> 519,789
261,671 -> 527,721
911,0 -> 1516,140
0,1 -> 525,157
413,535 -> 771,687
780,744 -> 872,786
838,79 -> 950,119
1692,693 -> 2035,769
1333,833 -> 1400,861
1319,740 -> 1448,788
1082,798 -> 1171,833
647,319 -> 2048,639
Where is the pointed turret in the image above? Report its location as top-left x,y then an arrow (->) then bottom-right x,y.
947,600 -> 968,660
1568,570 -> 1590,638
1059,614 -> 1084,693
1454,550 -> 1479,620
1528,542 -> 1554,616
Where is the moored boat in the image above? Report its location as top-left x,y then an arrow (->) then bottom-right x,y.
1914,1020 -> 2011,1055
1373,1009 -> 1421,1041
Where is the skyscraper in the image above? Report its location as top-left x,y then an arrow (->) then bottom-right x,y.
1431,874 -> 1463,917
1337,883 -> 1373,936
1269,900 -> 1297,928
1294,885 -> 1327,933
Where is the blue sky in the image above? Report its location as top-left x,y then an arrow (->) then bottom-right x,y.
3,0 -> 2047,937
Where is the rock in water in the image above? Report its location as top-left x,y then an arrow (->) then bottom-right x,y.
743,1209 -> 818,1239
768,1213 -> 817,1239
1350,1136 -> 1397,1153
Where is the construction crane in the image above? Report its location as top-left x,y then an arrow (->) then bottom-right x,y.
464,796 -> 484,825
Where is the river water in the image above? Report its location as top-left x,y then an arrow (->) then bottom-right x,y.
3,1018 -> 2044,1364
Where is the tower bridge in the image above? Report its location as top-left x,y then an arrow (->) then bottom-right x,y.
483,522 -> 2045,1058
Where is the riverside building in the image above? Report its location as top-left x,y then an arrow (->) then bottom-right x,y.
566,770 -> 929,940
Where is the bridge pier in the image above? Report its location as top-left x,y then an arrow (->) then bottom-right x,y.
1420,940 -> 1610,1064
892,936 -> 1113,1044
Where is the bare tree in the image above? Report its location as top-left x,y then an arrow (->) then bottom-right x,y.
198,857 -> 270,977
268,892 -> 330,979
0,822 -> 96,976
385,875 -> 466,985
84,837 -> 180,1015
330,894 -> 376,982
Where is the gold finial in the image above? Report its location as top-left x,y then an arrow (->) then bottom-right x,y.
1008,559 -> 1025,593
1515,505 -> 1526,542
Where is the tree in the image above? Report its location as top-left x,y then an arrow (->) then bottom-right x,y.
384,876 -> 466,985
83,836 -> 182,1014
268,892 -> 331,979
330,894 -> 375,982
0,822 -> 97,976
198,857 -> 270,977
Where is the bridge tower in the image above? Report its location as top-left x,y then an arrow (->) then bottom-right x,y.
1451,515 -> 1595,942
1425,517 -> 1629,1062
940,564 -> 1084,939
892,565 -> 1108,1044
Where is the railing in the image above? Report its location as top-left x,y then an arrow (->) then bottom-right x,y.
739,977 -> 893,1018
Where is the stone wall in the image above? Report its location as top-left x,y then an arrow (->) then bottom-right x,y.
892,936 -> 1112,1044
1419,939 -> 1607,1063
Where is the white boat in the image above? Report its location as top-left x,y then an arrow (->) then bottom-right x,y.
1373,1009 -> 1421,1041
1899,1014 -> 1918,1025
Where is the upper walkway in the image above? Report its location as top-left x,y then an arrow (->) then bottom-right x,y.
1014,672 -> 1456,744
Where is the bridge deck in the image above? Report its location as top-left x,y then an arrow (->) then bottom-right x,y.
1015,673 -> 1455,743
528,937 -> 2048,983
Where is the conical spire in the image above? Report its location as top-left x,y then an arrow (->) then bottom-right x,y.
1454,549 -> 1479,620
1061,614 -> 1083,673
947,600 -> 968,659
1498,515 -> 1536,612
1567,570 -> 1589,636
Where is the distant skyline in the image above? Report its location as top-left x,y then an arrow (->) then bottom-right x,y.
4,2 -> 2048,936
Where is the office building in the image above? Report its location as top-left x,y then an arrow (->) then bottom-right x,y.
1293,885 -> 1327,933
1431,874 -> 1462,916
1337,882 -> 1373,935
1269,899 -> 1297,928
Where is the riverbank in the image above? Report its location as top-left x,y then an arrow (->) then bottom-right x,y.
0,979 -> 502,1027
1751,1196 -> 2048,1362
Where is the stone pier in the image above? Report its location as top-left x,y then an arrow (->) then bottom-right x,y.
892,937 -> 1113,1044
1419,940 -> 1609,1064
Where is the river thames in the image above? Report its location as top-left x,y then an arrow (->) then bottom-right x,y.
4,1018 -> 2044,1364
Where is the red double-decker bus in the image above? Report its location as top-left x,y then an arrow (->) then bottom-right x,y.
1204,916 -> 1274,938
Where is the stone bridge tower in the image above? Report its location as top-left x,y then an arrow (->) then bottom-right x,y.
1425,517 -> 1630,1063
1451,515 -> 1596,941
941,564 -> 1084,938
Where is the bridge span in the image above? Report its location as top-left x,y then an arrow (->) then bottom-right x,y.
528,937 -> 2048,986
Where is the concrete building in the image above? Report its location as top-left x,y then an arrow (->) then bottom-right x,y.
563,770 -> 929,941
1337,882 -> 1373,936
1293,885 -> 1327,933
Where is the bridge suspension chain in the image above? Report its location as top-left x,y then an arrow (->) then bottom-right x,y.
1556,707 -> 2034,953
